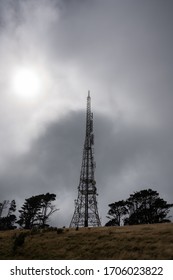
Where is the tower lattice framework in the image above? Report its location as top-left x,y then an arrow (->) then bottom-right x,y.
70,92 -> 101,227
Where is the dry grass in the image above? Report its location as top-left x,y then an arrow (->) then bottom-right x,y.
0,223 -> 173,259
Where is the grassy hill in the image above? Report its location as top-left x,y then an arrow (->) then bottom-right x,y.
0,223 -> 173,259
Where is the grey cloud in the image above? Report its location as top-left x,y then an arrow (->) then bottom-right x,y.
0,0 -> 173,226
1,110 -> 173,226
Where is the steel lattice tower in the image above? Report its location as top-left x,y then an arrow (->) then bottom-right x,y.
70,91 -> 101,227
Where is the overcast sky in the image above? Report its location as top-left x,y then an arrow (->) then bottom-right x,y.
0,0 -> 173,226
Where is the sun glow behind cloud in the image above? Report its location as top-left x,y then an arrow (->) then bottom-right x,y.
11,66 -> 42,102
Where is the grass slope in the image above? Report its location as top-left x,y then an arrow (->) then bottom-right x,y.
0,223 -> 173,259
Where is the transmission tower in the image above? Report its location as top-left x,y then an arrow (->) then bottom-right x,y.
70,91 -> 101,227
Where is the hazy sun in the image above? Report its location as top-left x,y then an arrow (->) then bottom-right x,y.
12,66 -> 42,101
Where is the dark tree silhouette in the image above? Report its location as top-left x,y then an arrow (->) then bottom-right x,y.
37,193 -> 58,228
107,189 -> 173,226
126,189 -> 173,225
105,200 -> 128,226
17,193 -> 58,229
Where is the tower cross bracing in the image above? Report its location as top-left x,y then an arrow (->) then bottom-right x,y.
70,91 -> 101,227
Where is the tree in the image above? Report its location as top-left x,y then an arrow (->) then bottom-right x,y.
126,189 -> 173,225
106,189 -> 173,226
17,195 -> 42,229
0,200 -> 17,230
106,200 -> 128,226
37,193 -> 57,228
17,193 -> 58,229
8,199 -> 16,215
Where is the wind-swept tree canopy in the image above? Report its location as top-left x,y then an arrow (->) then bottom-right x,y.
105,200 -> 128,226
17,193 -> 58,229
125,189 -> 173,225
106,189 -> 173,226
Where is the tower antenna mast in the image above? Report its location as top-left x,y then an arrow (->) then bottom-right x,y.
70,91 -> 101,227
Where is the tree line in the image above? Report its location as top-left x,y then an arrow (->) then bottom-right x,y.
0,193 -> 58,230
0,188 -> 173,230
105,188 -> 173,226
